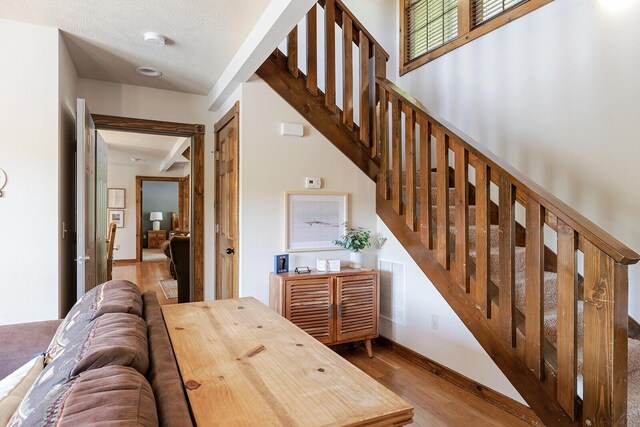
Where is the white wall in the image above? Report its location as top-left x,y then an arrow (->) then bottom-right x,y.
106,149 -> 185,261
76,79 -> 217,299
238,76 -> 377,303
392,1 -> 640,317
0,19 -> 61,324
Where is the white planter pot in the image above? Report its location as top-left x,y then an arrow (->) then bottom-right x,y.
350,251 -> 363,269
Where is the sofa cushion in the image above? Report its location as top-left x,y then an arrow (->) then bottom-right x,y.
8,365 -> 158,427
32,312 -> 149,400
142,291 -> 193,427
0,355 -> 44,425
47,280 -> 142,360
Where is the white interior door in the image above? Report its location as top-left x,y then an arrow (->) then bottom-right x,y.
76,99 -> 97,297
95,131 -> 108,284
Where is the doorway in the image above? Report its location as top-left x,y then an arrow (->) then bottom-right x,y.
91,113 -> 205,302
135,176 -> 185,262
214,102 -> 239,300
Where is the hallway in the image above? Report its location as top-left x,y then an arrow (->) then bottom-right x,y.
112,260 -> 177,306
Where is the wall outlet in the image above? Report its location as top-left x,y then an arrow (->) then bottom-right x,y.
431,314 -> 439,330
305,177 -> 322,189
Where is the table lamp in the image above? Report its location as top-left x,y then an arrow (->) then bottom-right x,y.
150,212 -> 163,231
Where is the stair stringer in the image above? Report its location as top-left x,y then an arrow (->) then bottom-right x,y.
377,193 -> 578,427
256,53 -> 379,182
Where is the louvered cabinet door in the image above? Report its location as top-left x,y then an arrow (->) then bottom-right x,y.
285,278 -> 335,344
336,275 -> 378,342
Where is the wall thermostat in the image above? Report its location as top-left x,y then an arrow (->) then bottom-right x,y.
305,177 -> 322,189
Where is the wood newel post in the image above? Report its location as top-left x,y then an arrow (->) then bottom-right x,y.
582,237 -> 628,426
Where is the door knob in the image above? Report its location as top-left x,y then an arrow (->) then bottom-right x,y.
76,256 -> 90,265
226,248 -> 235,255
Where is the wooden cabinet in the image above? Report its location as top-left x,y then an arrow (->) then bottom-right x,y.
270,269 -> 379,356
147,230 -> 167,249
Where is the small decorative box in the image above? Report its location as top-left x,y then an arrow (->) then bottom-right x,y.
317,259 -> 328,272
328,259 -> 341,272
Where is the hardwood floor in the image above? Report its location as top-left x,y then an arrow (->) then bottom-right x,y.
338,345 -> 533,427
112,260 -> 176,305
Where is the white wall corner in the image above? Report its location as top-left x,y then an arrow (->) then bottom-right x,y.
207,0 -> 316,112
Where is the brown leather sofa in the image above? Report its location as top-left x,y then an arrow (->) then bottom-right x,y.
0,282 -> 192,426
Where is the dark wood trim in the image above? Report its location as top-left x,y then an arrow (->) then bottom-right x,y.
93,114 -> 204,137
375,336 -> 543,426
135,176 -> 181,262
400,0 -> 554,75
214,103 -> 239,133
192,132 -> 205,302
93,114 -> 205,302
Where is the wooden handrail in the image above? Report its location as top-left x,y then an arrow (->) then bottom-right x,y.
376,77 -> 640,266
317,0 -> 390,61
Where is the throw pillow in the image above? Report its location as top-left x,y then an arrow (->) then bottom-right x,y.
0,354 -> 44,425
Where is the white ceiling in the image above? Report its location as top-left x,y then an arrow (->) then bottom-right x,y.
0,0 -> 272,94
100,130 -> 188,170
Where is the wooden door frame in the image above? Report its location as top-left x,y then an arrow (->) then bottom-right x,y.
92,114 -> 205,302
214,102 -> 240,299
136,176 -> 182,262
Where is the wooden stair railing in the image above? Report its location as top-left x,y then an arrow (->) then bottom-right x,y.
257,0 -> 640,425
257,0 -> 389,180
375,77 -> 640,426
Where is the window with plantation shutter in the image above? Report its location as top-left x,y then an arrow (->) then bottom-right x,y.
401,0 -> 553,74
471,0 -> 529,26
405,0 -> 458,61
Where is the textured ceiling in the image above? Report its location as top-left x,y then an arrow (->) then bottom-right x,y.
0,0 -> 271,94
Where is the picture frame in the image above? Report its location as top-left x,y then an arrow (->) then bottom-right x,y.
274,254 -> 289,274
284,191 -> 348,252
108,210 -> 125,228
107,188 -> 126,209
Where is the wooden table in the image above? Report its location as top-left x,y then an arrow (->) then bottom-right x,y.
162,297 -> 413,426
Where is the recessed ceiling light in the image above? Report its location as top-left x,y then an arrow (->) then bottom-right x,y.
143,32 -> 166,46
136,66 -> 162,77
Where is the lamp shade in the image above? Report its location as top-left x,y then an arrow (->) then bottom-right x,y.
150,212 -> 163,221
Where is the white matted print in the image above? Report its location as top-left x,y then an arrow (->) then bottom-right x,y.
108,210 -> 125,228
285,192 -> 348,252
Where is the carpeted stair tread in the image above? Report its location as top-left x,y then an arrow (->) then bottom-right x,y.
428,205 -> 477,226
469,245 -> 528,274
450,224 -> 500,249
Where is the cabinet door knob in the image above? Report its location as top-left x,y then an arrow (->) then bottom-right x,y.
226,248 -> 235,255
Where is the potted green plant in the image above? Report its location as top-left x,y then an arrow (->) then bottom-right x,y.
332,227 -> 384,268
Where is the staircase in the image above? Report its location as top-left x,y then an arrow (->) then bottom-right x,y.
257,1 -> 640,425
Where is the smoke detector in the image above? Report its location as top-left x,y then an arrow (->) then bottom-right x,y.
143,32 -> 166,46
136,67 -> 162,77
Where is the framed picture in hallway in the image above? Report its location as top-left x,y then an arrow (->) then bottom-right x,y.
284,192 -> 348,252
107,188 -> 126,209
108,210 -> 125,228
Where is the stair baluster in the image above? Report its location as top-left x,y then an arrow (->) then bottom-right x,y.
418,116 -> 432,249
525,198 -> 544,379
258,1 -> 640,423
306,6 -> 318,96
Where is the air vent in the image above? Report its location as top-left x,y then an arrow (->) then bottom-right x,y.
379,259 -> 406,325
